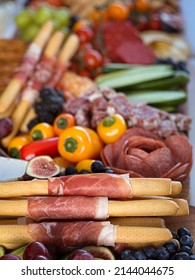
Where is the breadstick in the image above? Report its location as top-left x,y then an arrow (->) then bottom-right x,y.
0,21 -> 53,115
0,197 -> 181,219
0,223 -> 172,248
1,31 -> 65,148
47,33 -> 80,87
0,175 -> 181,198
109,217 -> 166,228
20,108 -> 37,133
108,199 -> 179,217
170,198 -> 189,216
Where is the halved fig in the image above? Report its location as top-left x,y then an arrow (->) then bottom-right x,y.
82,246 -> 115,260
25,155 -> 61,179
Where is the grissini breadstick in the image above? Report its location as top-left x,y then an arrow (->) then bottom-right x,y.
109,217 -> 166,228
19,34 -> 80,132
47,33 -> 80,87
0,197 -> 183,219
0,21 -> 53,115
20,108 -> 37,133
0,174 -> 182,198
1,31 -> 65,148
0,222 -> 172,248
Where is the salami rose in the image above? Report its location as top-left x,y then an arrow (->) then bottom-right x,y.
100,127 -> 192,181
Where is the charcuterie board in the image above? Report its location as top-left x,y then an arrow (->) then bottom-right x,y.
0,0 -> 195,260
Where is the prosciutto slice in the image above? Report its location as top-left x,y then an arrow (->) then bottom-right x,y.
48,173 -> 132,198
28,221 -> 116,247
27,196 -> 108,221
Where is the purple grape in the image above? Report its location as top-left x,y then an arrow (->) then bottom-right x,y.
67,249 -> 95,260
0,118 -> 13,138
0,254 -> 21,260
30,255 -> 50,260
23,242 -> 52,260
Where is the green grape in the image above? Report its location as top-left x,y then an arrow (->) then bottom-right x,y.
20,25 -> 39,42
15,9 -> 34,29
52,19 -> 62,31
35,5 -> 53,26
52,8 -> 70,26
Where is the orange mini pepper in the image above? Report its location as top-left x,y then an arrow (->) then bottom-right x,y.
53,113 -> 75,136
58,126 -> 103,163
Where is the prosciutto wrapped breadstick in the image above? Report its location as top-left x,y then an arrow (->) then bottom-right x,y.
1,31 -> 65,148
0,196 -> 188,220
0,174 -> 182,198
0,21 -> 53,115
0,221 -> 173,249
47,33 -> 80,87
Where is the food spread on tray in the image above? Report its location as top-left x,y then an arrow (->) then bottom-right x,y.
0,0 -> 194,260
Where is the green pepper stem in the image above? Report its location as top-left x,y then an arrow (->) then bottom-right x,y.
32,130 -> 43,141
64,137 -> 78,153
57,118 -> 68,129
103,116 -> 115,127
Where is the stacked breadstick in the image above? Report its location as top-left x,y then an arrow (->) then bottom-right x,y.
0,21 -> 79,148
0,173 -> 189,250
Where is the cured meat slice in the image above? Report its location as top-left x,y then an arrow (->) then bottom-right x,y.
48,173 -> 132,198
28,221 -> 116,247
27,196 -> 108,221
100,127 -> 192,181
94,20 -> 155,65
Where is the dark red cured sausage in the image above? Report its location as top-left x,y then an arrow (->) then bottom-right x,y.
93,20 -> 155,65
100,127 -> 192,181
28,221 -> 116,247
27,196 -> 108,221
48,173 -> 132,198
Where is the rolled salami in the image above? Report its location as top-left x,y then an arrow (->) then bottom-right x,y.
0,173 -> 182,198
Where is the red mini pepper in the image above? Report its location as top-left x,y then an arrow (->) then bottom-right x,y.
20,137 -> 59,161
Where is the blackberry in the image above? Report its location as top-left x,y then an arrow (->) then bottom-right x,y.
174,252 -> 190,260
171,231 -> 179,240
143,247 -> 156,259
39,87 -> 57,100
155,247 -> 169,260
134,250 -> 147,260
34,102 -> 45,114
120,250 -> 136,260
27,118 -> 39,130
91,160 -> 106,173
38,112 -> 55,124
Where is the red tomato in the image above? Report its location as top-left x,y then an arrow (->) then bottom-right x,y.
75,27 -> 94,43
84,49 -> 103,70
149,14 -> 162,30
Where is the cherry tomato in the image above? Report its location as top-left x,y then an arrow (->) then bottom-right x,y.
148,14 -> 162,30
84,49 -> 103,70
135,0 -> 149,12
137,15 -> 149,31
90,9 -> 108,23
75,27 -> 94,43
107,2 -> 129,21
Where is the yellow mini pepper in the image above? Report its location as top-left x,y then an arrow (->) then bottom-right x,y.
30,122 -> 55,141
97,113 -> 127,144
8,134 -> 31,158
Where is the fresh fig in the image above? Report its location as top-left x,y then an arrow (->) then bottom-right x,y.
25,155 -> 61,179
82,246 -> 115,260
